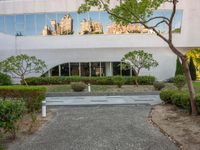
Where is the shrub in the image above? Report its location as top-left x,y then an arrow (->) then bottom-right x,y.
189,57 -> 197,81
160,90 -> 200,113
71,82 -> 86,92
0,99 -> 25,139
165,77 -> 174,83
174,75 -> 186,90
112,76 -> 125,88
160,90 -> 176,103
175,57 -> 184,76
23,76 -> 156,85
153,81 -> 165,91
0,72 -> 12,85
0,86 -> 46,112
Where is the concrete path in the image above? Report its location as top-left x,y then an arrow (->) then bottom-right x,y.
9,105 -> 179,150
46,95 -> 161,106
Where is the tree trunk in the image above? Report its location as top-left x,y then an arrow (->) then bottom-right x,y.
21,76 -> 28,86
181,56 -> 197,115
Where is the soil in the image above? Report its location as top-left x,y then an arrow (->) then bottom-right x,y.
0,109 -> 56,150
150,104 -> 200,150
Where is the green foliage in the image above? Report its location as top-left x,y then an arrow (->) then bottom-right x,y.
153,81 -> 165,91
174,75 -> 186,90
0,99 -> 25,139
121,50 -> 158,76
70,82 -> 87,92
0,54 -> 46,85
160,90 -> 200,113
175,57 -> 184,76
0,86 -> 46,112
0,72 -> 12,85
112,76 -> 125,88
189,57 -> 197,81
23,76 -> 156,85
160,90 -> 176,103
78,0 -> 166,25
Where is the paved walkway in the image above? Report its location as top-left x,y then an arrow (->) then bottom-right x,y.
46,95 -> 161,106
9,105 -> 179,150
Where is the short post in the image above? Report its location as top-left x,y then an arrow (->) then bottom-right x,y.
42,100 -> 46,117
88,83 -> 91,93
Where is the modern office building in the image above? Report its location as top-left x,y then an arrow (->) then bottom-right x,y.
0,0 -> 199,80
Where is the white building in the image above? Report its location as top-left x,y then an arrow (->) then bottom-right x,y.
0,0 -> 200,80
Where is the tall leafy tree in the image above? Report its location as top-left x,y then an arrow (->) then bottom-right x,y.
0,54 -> 47,85
189,57 -> 197,81
78,0 -> 198,115
121,50 -> 158,85
175,57 -> 183,76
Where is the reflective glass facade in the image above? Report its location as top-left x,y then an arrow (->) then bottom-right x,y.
0,10 -> 183,36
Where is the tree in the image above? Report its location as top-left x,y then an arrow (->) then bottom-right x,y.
78,0 -> 198,115
189,57 -> 197,81
121,50 -> 158,85
0,54 -> 46,85
175,56 -> 183,76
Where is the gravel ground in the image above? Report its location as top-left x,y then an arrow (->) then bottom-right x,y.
9,105 -> 179,150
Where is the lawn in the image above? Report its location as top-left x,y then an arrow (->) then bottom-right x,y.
42,84 -> 155,93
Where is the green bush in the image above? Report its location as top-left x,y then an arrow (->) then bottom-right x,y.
23,76 -> 155,85
71,82 -> 86,92
0,86 -> 46,112
174,75 -> 186,90
112,76 -> 125,88
0,99 -> 25,139
153,81 -> 165,91
189,57 -> 197,81
175,57 -> 184,76
160,90 -> 176,103
0,72 -> 12,85
160,90 -> 200,113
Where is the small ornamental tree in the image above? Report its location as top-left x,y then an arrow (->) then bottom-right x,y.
0,54 -> 47,85
121,50 -> 158,86
78,0 -> 198,115
175,57 -> 183,76
189,57 -> 197,81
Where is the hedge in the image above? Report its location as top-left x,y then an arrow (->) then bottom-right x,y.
0,72 -> 12,85
160,90 -> 200,113
0,86 -> 46,112
22,76 -> 156,85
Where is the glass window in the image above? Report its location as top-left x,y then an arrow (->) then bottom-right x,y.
5,15 -> 15,35
101,62 -> 106,76
70,63 -> 79,76
57,12 -> 66,22
113,62 -> 121,76
25,14 -> 36,35
78,12 -> 89,34
61,63 -> 69,76
15,15 -> 25,36
81,63 -> 89,76
46,13 -> 57,30
100,12 -> 111,34
51,66 -> 59,76
91,62 -> 101,77
36,14 -> 46,35
0,16 -> 5,33
69,12 -> 78,34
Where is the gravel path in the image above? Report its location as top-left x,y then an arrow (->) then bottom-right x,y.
9,105 -> 179,150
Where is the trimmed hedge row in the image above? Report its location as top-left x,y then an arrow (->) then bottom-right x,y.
22,76 -> 156,85
160,90 -> 200,113
0,86 -> 46,112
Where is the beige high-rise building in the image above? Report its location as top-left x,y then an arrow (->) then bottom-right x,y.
42,25 -> 52,36
80,19 -> 103,35
60,15 -> 73,35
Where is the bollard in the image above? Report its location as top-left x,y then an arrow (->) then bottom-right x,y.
88,83 -> 91,92
42,101 -> 46,117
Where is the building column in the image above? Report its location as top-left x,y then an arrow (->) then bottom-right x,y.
48,70 -> 51,77
58,65 -> 61,76
79,62 -> 81,77
89,62 -> 91,77
105,62 -> 113,76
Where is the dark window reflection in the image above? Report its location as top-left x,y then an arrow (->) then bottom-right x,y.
81,63 -> 89,76
51,66 -> 59,76
70,63 -> 79,76
61,63 -> 69,76
113,62 -> 121,76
